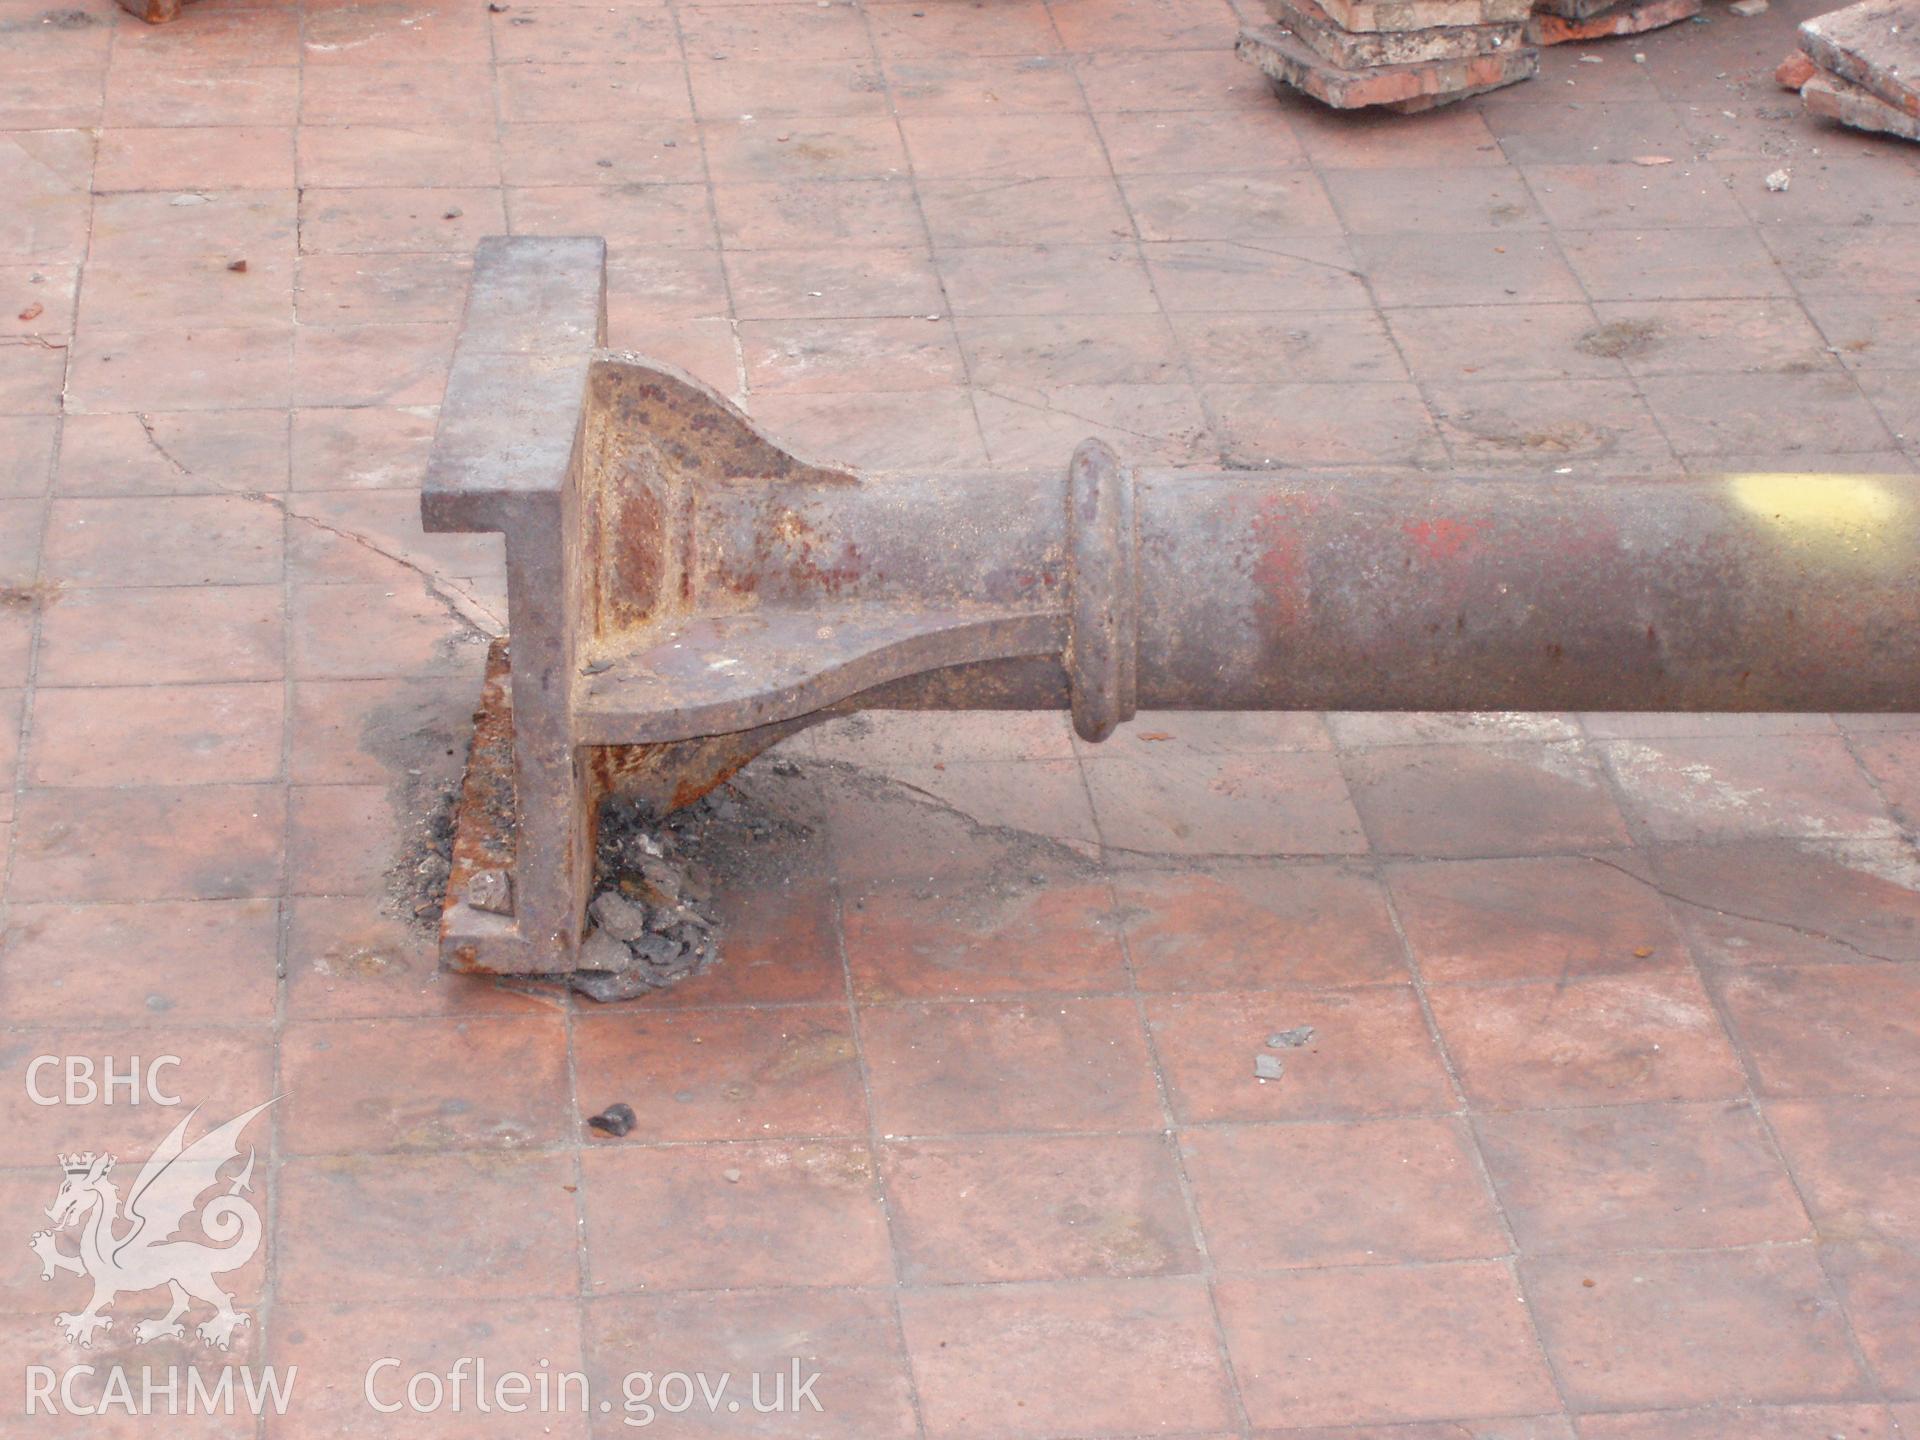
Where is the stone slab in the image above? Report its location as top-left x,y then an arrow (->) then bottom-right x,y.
1803,67 -> 1920,137
1237,23 -> 1539,108
1800,0 -> 1920,118
1293,0 -> 1532,34
1527,0 -> 1701,44
1271,0 -> 1526,66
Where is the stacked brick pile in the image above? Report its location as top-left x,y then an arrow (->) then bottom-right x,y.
1781,0 -> 1920,143
1236,0 -> 1539,111
1525,0 -> 1702,47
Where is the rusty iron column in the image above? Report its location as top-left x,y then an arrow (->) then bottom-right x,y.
424,237 -> 1920,976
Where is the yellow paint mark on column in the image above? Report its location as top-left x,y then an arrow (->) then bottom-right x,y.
1729,472 -> 1905,547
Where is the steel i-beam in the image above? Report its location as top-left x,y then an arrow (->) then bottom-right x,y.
423,237 -> 1920,976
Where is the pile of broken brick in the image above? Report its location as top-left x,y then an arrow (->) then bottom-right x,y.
1779,0 -> 1918,143
1240,0 -> 1912,118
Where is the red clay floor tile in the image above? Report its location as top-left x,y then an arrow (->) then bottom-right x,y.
42,494 -> 284,587
278,1014 -> 574,1155
881,1132 -> 1199,1284
1602,734 -> 1899,843
1148,985 -> 1455,1124
572,1005 -> 868,1143
0,1022 -> 275,1160
1344,742 -> 1632,858
37,584 -> 284,686
1651,838 -> 1920,968
1819,1239 -> 1920,1397
275,1151 -> 578,1303
1112,864 -> 1408,993
28,681 -> 284,787
1711,963 -> 1920,1099
584,1286 -> 917,1438
1523,1247 -> 1867,1411
1476,1100 -> 1809,1253
0,902 -> 278,1029
1185,1116 -> 1508,1270
859,996 -> 1162,1136
845,875 -> 1131,1002
1216,1261 -> 1560,1429
1387,855 -> 1688,984
270,1297 -> 586,1439
9,782 -> 285,902
1576,1405 -> 1898,1439
1086,750 -> 1367,857
1429,972 -> 1749,1110
898,1276 -> 1238,1439
583,1141 -> 893,1292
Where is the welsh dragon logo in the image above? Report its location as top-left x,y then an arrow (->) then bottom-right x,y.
28,1101 -> 274,1350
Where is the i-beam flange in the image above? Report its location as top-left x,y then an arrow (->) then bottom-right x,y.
424,236 -> 1920,976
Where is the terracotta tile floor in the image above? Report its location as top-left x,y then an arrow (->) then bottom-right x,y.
3,0 -> 1920,1433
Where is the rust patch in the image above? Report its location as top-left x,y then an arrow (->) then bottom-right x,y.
611,483 -> 668,626
434,639 -> 517,955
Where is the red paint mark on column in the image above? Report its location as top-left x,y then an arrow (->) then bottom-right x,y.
1406,517 -> 1486,561
1252,498 -> 1308,633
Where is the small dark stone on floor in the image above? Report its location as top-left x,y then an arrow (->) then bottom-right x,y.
587,1102 -> 636,1137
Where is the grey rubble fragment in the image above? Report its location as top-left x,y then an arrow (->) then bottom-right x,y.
590,889 -> 652,942
630,931 -> 687,968
576,927 -> 633,973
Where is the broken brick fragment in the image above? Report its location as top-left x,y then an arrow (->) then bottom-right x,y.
1776,49 -> 1818,88
1526,0 -> 1701,44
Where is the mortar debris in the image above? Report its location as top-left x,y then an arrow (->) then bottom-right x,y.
1576,318 -> 1662,360
392,778 -> 459,929
371,684 -> 473,934
1267,1026 -> 1316,1049
567,778 -> 823,1003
